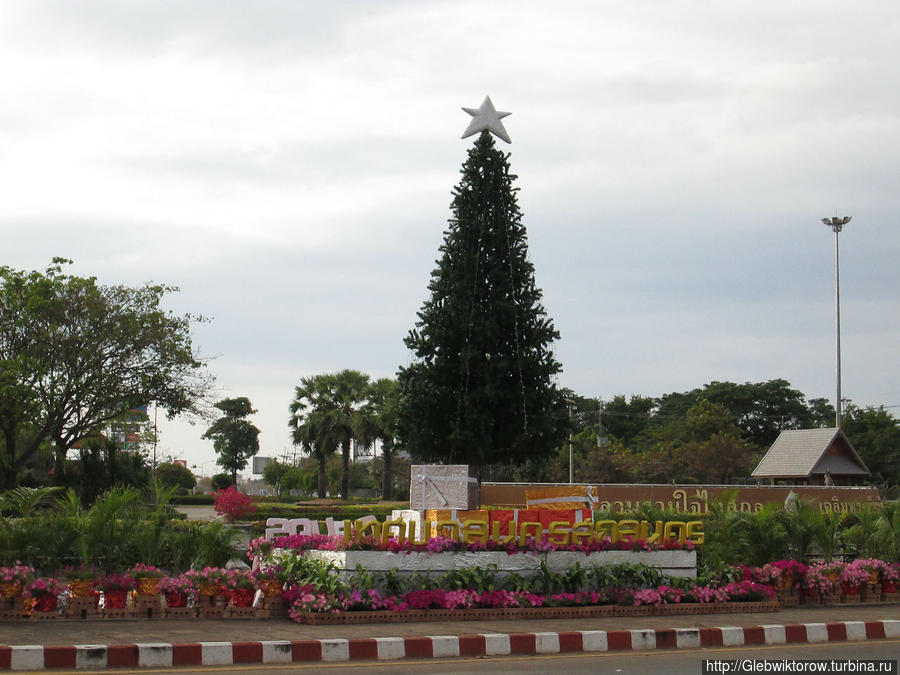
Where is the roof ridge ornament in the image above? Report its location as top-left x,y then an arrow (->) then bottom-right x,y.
461,96 -> 511,144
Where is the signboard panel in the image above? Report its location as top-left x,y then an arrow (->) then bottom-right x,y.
482,483 -> 879,514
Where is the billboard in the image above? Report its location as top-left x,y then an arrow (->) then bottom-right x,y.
252,456 -> 272,474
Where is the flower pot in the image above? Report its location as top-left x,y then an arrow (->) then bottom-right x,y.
259,579 -> 284,598
804,588 -> 819,598
0,582 -> 23,598
68,579 -> 95,598
105,590 -> 129,609
840,583 -> 859,596
231,588 -> 255,607
882,581 -> 897,593
33,594 -> 58,613
135,577 -> 161,596
165,591 -> 188,608
776,575 -> 794,592
198,583 -> 220,596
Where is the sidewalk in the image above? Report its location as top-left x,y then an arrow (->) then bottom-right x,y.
2,604 -> 898,670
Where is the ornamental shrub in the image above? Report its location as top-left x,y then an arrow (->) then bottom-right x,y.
212,486 -> 256,522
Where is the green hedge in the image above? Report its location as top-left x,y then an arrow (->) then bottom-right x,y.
170,494 -> 215,505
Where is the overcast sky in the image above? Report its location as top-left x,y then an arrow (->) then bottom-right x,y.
2,1 -> 898,474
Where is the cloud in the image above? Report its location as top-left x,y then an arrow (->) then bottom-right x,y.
1,0 -> 898,469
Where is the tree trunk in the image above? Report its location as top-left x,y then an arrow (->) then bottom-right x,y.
317,455 -> 327,498
341,439 -> 350,500
382,443 -> 392,501
52,442 -> 67,486
1,428 -> 18,489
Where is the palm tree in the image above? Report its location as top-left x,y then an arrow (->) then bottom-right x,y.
357,378 -> 400,500
289,370 -> 370,500
319,370 -> 370,500
288,375 -> 336,499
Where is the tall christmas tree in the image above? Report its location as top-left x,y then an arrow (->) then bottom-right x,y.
398,98 -> 566,475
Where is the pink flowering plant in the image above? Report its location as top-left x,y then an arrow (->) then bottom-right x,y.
265,532 -> 693,557
128,563 -> 164,578
63,563 -> 98,580
287,584 -> 345,617
881,563 -> 899,584
185,566 -> 229,589
0,562 -> 35,586
212,486 -> 256,522
721,581 -> 775,602
225,569 -> 255,590
247,536 -> 275,561
841,560 -> 877,586
804,563 -> 837,595
26,577 -> 66,597
159,573 -> 199,595
683,585 -> 729,604
96,573 -> 136,592
250,564 -> 289,585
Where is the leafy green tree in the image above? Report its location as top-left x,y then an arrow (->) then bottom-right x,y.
0,259 -> 211,489
398,132 -> 566,475
155,461 -> 197,494
601,395 -> 655,445
806,398 -> 836,428
202,397 -> 260,487
655,379 -> 811,449
262,459 -> 291,498
210,473 -> 232,491
842,405 -> 900,490
66,437 -> 152,505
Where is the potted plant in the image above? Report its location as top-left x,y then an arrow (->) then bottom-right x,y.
159,573 -> 197,608
26,577 -> 66,613
882,564 -> 899,594
0,562 -> 35,599
803,563 -> 835,600
97,573 -> 136,609
250,564 -> 288,598
850,558 -> 885,585
838,561 -> 869,596
128,564 -> 165,596
226,569 -> 256,607
63,564 -> 99,599
185,567 -> 228,607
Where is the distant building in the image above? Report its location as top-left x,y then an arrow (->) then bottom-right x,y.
751,428 -> 870,486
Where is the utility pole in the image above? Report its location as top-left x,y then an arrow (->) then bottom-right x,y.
821,216 -> 851,429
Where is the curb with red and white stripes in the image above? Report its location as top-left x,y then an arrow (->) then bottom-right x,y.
2,620 -> 898,670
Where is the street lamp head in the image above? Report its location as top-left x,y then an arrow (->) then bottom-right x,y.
822,215 -> 852,232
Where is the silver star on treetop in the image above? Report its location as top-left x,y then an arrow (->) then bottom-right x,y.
461,96 -> 511,144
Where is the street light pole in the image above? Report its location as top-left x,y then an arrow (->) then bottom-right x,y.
821,216 -> 851,429
564,398 -> 575,484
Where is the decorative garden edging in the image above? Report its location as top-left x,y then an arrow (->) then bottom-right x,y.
3,621 -> 899,671
298,549 -> 696,580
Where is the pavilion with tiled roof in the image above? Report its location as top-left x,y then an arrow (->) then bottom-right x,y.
751,428 -> 870,485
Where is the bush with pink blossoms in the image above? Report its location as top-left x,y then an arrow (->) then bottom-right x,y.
721,581 -> 774,602
212,486 -> 256,522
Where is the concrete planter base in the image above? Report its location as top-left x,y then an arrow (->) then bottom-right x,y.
298,549 -> 696,580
